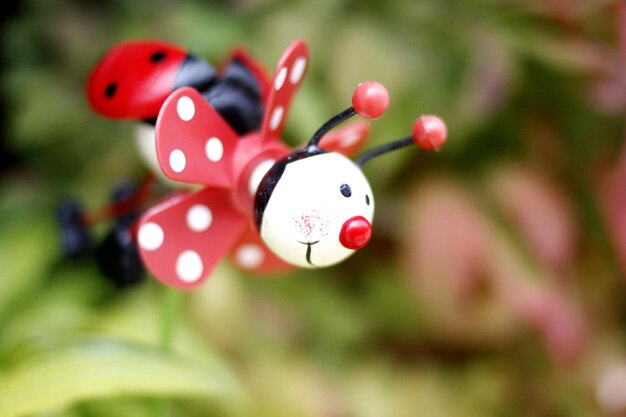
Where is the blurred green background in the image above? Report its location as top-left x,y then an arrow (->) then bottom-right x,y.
1,0 -> 626,416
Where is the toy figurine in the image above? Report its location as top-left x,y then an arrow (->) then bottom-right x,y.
136,40 -> 447,289
59,40 -> 372,287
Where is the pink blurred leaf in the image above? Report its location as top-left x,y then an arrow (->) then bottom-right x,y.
402,180 -> 490,307
487,165 -> 577,274
402,177 -> 587,363
600,142 -> 626,279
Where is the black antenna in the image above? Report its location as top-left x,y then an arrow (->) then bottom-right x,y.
355,115 -> 448,166
307,107 -> 356,148
355,136 -> 414,166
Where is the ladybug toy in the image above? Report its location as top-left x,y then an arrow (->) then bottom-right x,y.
59,39 -> 373,287
135,40 -> 447,289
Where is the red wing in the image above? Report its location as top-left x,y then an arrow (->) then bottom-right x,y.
137,188 -> 247,289
155,87 -> 240,188
260,40 -> 309,143
229,224 -> 295,275
317,121 -> 370,157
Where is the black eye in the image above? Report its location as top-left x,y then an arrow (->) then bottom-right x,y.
104,83 -> 117,98
150,51 -> 166,63
365,194 -> 370,206
340,183 -> 352,198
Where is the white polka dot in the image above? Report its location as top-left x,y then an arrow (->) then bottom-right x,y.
138,222 -> 164,251
169,149 -> 186,173
274,67 -> 287,91
186,204 -> 213,232
236,244 -> 264,269
249,159 -> 275,196
205,137 -> 223,162
269,106 -> 284,131
176,96 -> 195,121
176,250 -> 203,282
290,57 -> 306,84
340,132 -> 360,148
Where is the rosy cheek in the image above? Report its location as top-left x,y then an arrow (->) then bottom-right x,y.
293,210 -> 330,240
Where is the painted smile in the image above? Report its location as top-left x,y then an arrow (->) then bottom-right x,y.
297,240 -> 320,266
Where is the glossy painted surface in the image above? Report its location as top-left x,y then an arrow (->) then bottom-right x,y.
412,115 -> 447,151
351,81 -> 389,119
259,152 -> 374,268
87,41 -> 196,120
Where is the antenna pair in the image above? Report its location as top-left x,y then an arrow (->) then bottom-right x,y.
307,82 -> 447,165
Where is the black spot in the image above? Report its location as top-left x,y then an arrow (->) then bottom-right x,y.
365,194 -> 370,206
105,83 -> 117,98
340,183 -> 352,198
150,51 -> 166,63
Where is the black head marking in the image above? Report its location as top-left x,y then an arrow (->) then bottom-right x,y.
254,147 -> 327,231
105,83 -> 117,98
365,194 -> 370,206
340,183 -> 352,198
150,51 -> 166,63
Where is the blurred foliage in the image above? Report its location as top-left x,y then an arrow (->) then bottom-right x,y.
1,0 -> 626,416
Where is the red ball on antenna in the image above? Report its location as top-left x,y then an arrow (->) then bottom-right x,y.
352,81 -> 389,119
412,115 -> 447,151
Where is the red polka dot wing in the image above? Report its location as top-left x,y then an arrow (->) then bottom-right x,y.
137,188 -> 247,289
154,87 -> 239,188
260,40 -> 309,144
138,82 -> 249,288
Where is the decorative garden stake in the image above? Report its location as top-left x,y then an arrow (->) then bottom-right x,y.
136,40 -> 447,289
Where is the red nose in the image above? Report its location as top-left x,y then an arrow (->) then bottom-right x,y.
339,216 -> 372,250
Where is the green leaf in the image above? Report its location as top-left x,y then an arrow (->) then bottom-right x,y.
0,266 -> 108,357
0,336 -> 244,417
0,216 -> 57,321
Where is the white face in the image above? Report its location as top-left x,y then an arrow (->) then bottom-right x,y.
260,152 -> 374,268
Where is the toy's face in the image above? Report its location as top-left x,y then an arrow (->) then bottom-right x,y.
258,152 -> 374,268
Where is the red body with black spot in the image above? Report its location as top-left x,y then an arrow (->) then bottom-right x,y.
88,41 -> 191,120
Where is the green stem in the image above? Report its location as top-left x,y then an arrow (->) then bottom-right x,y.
152,286 -> 183,417
159,287 -> 183,350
